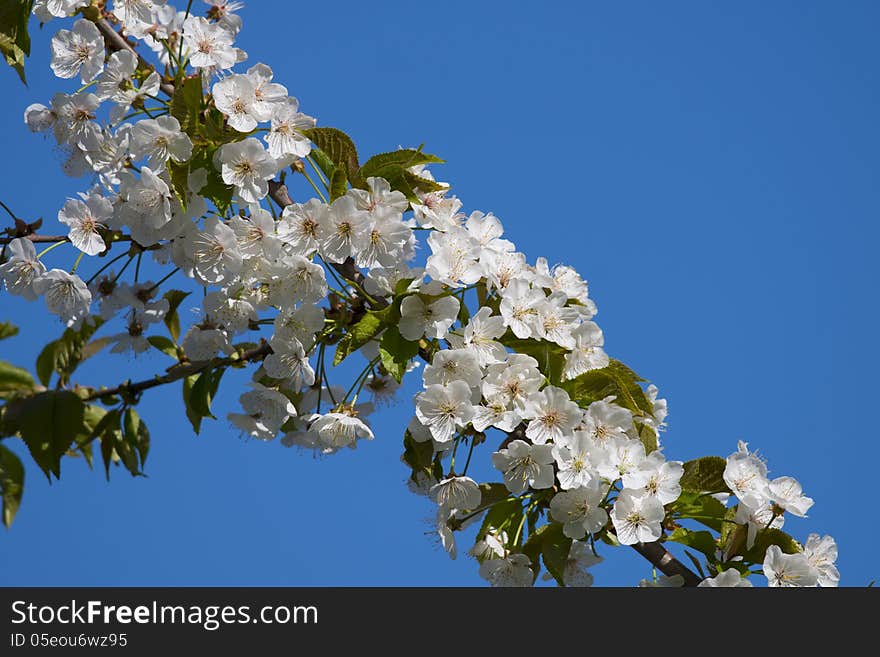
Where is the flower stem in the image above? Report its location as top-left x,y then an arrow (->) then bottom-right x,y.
301,169 -> 328,203
70,251 -> 85,274
37,240 -> 68,259
85,250 -> 131,285
147,266 -> 180,293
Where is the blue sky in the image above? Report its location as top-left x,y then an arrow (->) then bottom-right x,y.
1,0 -> 878,586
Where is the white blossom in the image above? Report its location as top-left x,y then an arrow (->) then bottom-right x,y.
0,238 -> 47,300
33,269 -> 92,327
610,489 -> 664,545
553,431 -> 599,490
213,74 -> 260,132
423,349 -> 482,389
479,553 -> 533,587
264,335 -> 315,392
414,381 -> 474,444
492,439 -> 555,494
803,534 -> 839,587
216,138 -> 277,203
58,194 -> 112,256
429,476 -> 481,511
192,216 -> 243,285
246,63 -> 287,122
522,386 -> 581,445
768,476 -> 814,517
181,325 -> 233,361
623,451 -> 683,505
563,321 -> 609,380
309,412 -> 374,450
33,0 -> 90,22
499,279 -> 544,339
265,98 -> 315,159
130,116 -> 193,171
229,382 -> 296,441
724,441 -> 771,509
50,19 -> 104,83
763,545 -> 818,588
398,294 -> 459,341
698,570 -> 754,587
549,481 -> 609,539
447,306 -> 507,366
182,16 -> 237,70
318,196 -> 369,264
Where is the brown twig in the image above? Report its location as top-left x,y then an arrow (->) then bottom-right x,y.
0,234 -> 135,246
94,18 -> 176,97
631,541 -> 703,586
82,341 -> 272,402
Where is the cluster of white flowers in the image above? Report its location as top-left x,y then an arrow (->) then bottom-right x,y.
4,1 -> 840,587
722,442 -> 838,587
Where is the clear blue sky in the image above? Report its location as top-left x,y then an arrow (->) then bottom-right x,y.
1,1 -> 877,586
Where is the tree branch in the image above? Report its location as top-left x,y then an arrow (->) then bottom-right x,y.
0,234 -> 135,246
82,341 -> 272,402
94,17 -> 176,97
0,234 -> 69,245
273,119 -> 703,588
631,541 -> 703,586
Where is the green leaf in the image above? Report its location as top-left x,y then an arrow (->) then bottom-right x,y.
34,318 -> 106,387
638,423 -> 658,455
182,374 -> 201,434
309,148 -> 336,181
477,483 -> 511,509
560,359 -> 654,420
478,497 -> 523,546
91,409 -> 124,481
147,335 -> 179,359
35,342 -> 58,387
185,368 -> 225,432
168,160 -> 189,210
743,528 -> 802,564
720,505 -> 747,558
522,522 -> 572,586
329,166 -> 347,201
667,527 -> 718,563
670,490 -> 728,532
378,326 -> 419,383
0,443 -> 24,528
5,391 -> 86,479
393,277 -> 416,297
680,456 -> 730,495
303,128 -> 360,183
123,407 -> 150,470
500,334 -> 567,385
75,404 -> 107,465
402,430 -> 434,481
0,322 -> 19,340
358,148 -> 444,181
0,360 -> 35,399
363,163 -> 446,203
113,430 -> 139,476
84,407 -> 119,479
170,73 -> 203,133
0,1 -> 33,84
334,306 -> 394,366
189,147 -> 234,214
201,107 -> 241,144
162,289 -> 190,343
